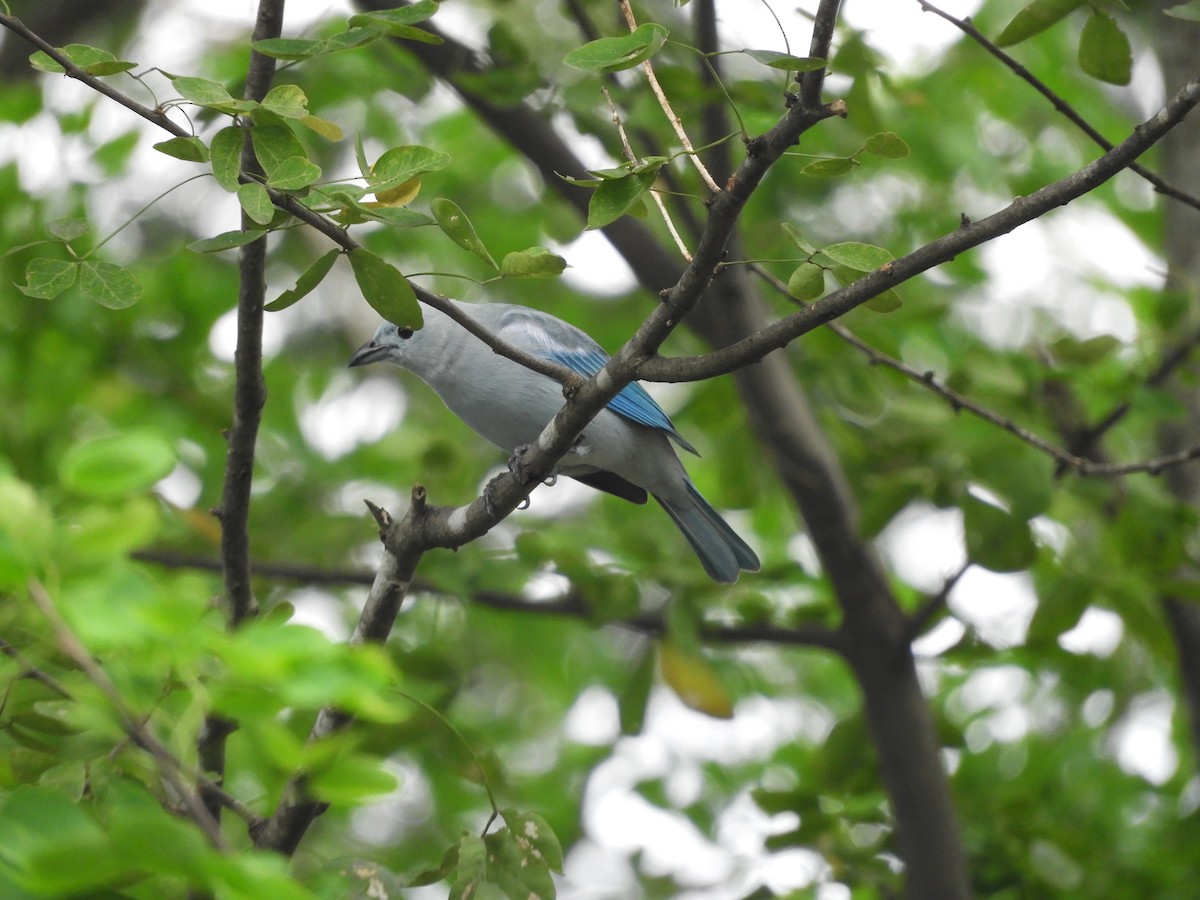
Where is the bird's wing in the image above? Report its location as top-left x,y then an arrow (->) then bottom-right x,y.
496,307 -> 699,455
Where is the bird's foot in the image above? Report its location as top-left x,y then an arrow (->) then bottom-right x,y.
507,444 -> 559,488
483,473 -> 531,516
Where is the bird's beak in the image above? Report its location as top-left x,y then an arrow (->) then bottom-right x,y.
348,340 -> 388,368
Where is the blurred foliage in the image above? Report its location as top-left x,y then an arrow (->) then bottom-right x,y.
1,0 -> 1199,897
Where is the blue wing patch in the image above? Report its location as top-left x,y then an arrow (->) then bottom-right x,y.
546,347 -> 698,455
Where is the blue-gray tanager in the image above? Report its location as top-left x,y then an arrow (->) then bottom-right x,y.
348,300 -> 759,582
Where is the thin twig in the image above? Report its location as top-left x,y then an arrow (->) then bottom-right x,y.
601,85 -> 692,260
907,561 -> 971,641
619,0 -> 721,193
130,547 -> 844,651
638,76 -> 1200,385
1060,321 -> 1200,471
0,633 -> 72,699
0,14 -> 190,138
26,580 -> 232,849
916,0 -> 1200,214
751,265 -> 1200,479
0,12 -> 581,393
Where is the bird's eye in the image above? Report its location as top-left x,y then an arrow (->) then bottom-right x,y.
398,326 -> 415,339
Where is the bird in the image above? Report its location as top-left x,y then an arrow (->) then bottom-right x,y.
348,300 -> 759,583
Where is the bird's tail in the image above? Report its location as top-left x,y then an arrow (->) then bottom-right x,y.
656,482 -> 760,583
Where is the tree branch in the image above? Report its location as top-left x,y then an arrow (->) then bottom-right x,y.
750,266 -> 1200,479
253,495 -> 425,853
638,75 -> 1200,383
130,547 -> 845,651
204,0 -> 287,831
26,580 -> 231,850
382,3 -> 972,893
917,0 -> 1200,214
0,14 -> 189,138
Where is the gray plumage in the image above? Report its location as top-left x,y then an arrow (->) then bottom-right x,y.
349,300 -> 759,582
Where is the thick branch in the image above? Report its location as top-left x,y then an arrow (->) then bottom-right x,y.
253,495 -> 425,853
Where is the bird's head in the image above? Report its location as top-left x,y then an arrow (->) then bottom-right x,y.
348,321 -> 420,369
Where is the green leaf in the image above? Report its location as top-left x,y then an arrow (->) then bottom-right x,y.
28,51 -> 67,74
84,59 -> 138,76
209,125 -> 244,191
266,249 -> 341,312
1078,10 -> 1131,85
347,1 -> 440,27
30,44 -> 136,76
801,157 -> 858,177
563,23 -> 669,73
187,229 -> 268,253
60,430 -> 176,498
309,753 -> 398,803
787,262 -> 825,301
261,84 -> 309,119
355,133 -> 371,180
0,787 -> 128,894
432,198 -> 498,270
238,182 -> 275,225
741,50 -> 826,71
152,136 -> 209,163
297,114 -> 343,141
320,858 -> 406,900
500,808 -> 564,872
319,27 -> 387,54
780,222 -> 816,254
78,260 -> 141,309
358,206 -> 435,228
369,145 -> 451,194
18,258 -> 78,299
170,75 -> 241,109
348,248 -> 422,328
864,289 -> 902,313
586,171 -> 657,229
963,494 -> 1037,573
64,43 -> 136,75
265,156 -> 322,190
448,835 -> 488,900
0,477 -> 54,588
251,37 -> 325,60
48,216 -> 89,242
820,241 -> 894,272
619,648 -> 655,736
1048,334 -> 1122,366
347,15 -> 444,44
251,124 -> 308,177
1165,1 -> 1200,20
475,822 -> 559,899
95,131 -> 139,174
995,0 -> 1088,46
500,247 -> 568,278
863,131 -> 910,159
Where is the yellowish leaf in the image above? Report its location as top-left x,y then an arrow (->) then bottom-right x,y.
363,176 -> 421,208
659,642 -> 734,719
174,505 -> 222,545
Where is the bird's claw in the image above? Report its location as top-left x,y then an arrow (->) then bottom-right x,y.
507,444 -> 532,480
507,444 -> 559,487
